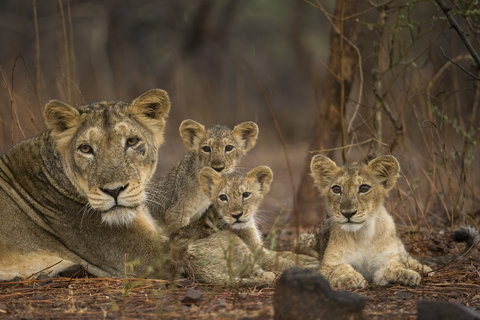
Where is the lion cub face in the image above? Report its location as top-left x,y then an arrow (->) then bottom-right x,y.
179,120 -> 258,173
199,166 -> 273,229
44,89 -> 170,226
310,155 -> 399,232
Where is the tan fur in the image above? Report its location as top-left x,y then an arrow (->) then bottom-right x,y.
0,89 -> 170,280
148,120 -> 258,235
309,154 -> 432,289
168,166 -> 318,286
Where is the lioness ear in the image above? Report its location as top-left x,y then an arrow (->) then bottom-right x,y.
130,89 -> 171,146
179,119 -> 206,151
232,121 -> 258,153
44,100 -> 80,134
199,167 -> 222,198
310,154 -> 340,194
367,155 -> 400,191
247,166 -> 273,195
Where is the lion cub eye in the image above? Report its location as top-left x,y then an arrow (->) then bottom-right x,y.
126,137 -> 140,147
78,144 -> 93,154
358,184 -> 371,193
202,146 -> 211,153
219,194 -> 228,202
225,145 -> 234,152
242,192 -> 251,199
331,185 -> 342,194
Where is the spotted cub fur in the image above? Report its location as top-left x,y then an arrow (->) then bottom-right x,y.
148,120 -> 258,235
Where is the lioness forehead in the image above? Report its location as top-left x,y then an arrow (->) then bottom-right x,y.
77,100 -> 129,114
73,101 -> 147,137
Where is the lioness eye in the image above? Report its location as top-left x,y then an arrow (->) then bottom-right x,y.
78,144 -> 93,154
242,192 -> 251,199
359,184 -> 371,193
219,194 -> 228,201
202,146 -> 211,153
225,145 -> 234,152
126,137 -> 140,147
331,185 -> 342,194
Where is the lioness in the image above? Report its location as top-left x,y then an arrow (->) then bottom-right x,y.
0,89 -> 170,280
309,154 -> 432,289
148,119 -> 258,235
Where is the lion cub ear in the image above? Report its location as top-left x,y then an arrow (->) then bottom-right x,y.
130,89 -> 171,146
247,166 -> 273,195
366,155 -> 400,191
232,121 -> 259,153
310,154 -> 340,194
199,167 -> 223,198
179,119 -> 206,151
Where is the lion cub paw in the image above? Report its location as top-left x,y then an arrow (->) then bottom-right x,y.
383,267 -> 421,286
330,271 -> 367,290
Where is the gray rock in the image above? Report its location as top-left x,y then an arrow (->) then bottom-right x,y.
181,287 -> 203,305
274,267 -> 365,320
417,301 -> 480,320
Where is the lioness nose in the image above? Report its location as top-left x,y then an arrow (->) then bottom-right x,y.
100,184 -> 129,199
232,212 -> 243,220
341,210 -> 357,219
212,166 -> 225,172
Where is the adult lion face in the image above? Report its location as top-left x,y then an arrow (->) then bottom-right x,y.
44,89 -> 170,226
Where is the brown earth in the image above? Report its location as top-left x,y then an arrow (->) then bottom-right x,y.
0,228 -> 478,319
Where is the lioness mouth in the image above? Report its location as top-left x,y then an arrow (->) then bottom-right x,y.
101,206 -> 138,226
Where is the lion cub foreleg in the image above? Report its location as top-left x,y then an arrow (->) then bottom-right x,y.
237,225 -> 319,273
374,258 -> 421,286
321,262 -> 367,290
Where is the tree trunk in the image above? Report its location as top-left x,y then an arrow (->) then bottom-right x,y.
294,0 -> 364,226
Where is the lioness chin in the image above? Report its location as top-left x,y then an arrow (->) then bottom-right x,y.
0,89 -> 170,280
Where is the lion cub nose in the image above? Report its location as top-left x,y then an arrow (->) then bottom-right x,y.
341,210 -> 357,219
100,183 -> 129,199
213,166 -> 225,172
231,212 -> 243,220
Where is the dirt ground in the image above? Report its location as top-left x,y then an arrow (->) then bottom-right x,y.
0,228 -> 478,319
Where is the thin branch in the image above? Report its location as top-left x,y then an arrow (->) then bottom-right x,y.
435,0 -> 480,69
440,47 -> 479,80
310,138 -> 389,154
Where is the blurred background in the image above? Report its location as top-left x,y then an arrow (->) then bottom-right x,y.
0,0 -> 479,231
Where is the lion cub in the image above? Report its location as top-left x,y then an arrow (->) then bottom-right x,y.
148,120 -> 258,235
309,154 -> 432,289
172,166 -> 272,250
169,166 -> 315,285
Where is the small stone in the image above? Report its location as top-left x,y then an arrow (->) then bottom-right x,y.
274,267 -> 365,320
417,301 -> 480,320
181,287 -> 203,305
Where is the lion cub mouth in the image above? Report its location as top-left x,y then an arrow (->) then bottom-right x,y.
100,205 -> 138,226
340,220 -> 364,232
